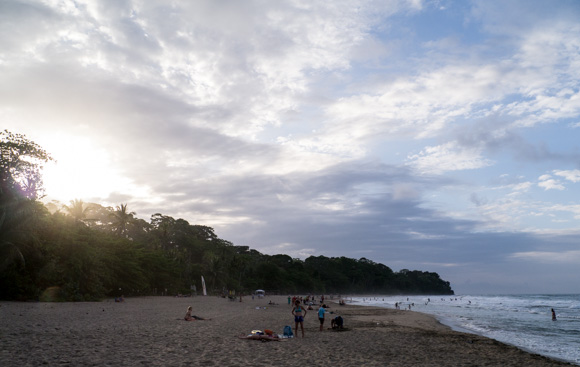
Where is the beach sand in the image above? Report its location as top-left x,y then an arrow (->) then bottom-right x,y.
0,295 -> 573,366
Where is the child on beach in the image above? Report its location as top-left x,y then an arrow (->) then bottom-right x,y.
292,300 -> 307,337
184,306 -> 208,321
318,305 -> 326,331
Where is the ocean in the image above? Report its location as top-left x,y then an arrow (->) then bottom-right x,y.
349,294 -> 580,365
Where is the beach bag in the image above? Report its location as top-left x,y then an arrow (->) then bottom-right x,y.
283,325 -> 293,337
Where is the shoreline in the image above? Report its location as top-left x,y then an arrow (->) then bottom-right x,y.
345,294 -> 579,366
426,312 -> 575,365
334,297 -> 576,366
0,295 -> 574,366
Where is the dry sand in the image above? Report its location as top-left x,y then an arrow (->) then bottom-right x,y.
0,295 -> 573,366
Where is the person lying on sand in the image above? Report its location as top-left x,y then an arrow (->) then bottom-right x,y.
238,330 -> 286,342
238,334 -> 283,342
184,306 -> 210,321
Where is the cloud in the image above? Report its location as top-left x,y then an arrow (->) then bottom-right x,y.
321,63 -> 510,146
510,250 -> 580,264
547,203 -> 580,220
511,182 -> 532,192
309,14 -> 580,170
405,231 -> 448,240
406,142 -> 494,175
2,1 -> 394,138
554,169 -> 580,183
537,175 -> 565,191
3,0 -> 580,294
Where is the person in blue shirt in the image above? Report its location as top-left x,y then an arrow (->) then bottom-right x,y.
318,305 -> 326,331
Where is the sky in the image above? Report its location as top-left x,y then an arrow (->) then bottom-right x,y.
2,0 -> 580,294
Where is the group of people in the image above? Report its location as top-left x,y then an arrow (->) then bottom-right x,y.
184,294 -> 345,338
291,296 -> 344,337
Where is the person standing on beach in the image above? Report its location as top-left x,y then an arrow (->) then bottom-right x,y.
318,304 -> 326,331
292,300 -> 307,337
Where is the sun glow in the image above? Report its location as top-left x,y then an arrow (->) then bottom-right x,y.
41,134 -> 136,203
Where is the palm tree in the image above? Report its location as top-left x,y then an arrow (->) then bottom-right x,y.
111,203 -> 135,236
63,199 -> 90,223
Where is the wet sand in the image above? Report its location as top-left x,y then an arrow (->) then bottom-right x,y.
0,295 -> 573,366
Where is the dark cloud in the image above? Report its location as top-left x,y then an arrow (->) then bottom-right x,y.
449,116 -> 580,166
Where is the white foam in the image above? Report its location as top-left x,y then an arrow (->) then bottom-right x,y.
350,294 -> 580,365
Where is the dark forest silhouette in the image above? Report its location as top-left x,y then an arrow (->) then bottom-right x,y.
0,130 -> 453,301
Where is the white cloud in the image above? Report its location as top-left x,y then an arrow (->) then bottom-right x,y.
537,179 -> 565,191
511,182 -> 532,192
537,175 -> 565,191
554,169 -> 580,183
323,63 -> 509,144
548,204 -> 580,220
405,231 -> 447,240
406,142 -> 494,175
315,18 -> 580,161
491,180 -> 533,194
538,174 -> 551,181
503,23 -> 580,127
510,250 -> 580,264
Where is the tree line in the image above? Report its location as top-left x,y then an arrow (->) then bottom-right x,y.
0,130 -> 454,301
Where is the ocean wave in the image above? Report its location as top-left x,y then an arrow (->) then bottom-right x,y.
353,294 -> 580,365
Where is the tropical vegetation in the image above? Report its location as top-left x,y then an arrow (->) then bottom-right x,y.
0,130 -> 453,301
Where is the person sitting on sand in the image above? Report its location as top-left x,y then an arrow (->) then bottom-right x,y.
184,306 -> 208,321
292,300 -> 307,337
331,315 -> 344,329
